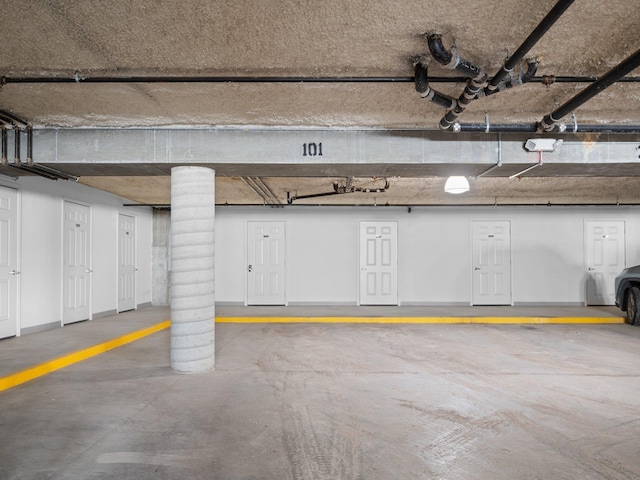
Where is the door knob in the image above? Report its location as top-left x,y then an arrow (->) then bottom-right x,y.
85,269 -> 93,273
588,267 -> 595,271
8,270 -> 20,275
474,267 -> 480,271
133,267 -> 138,271
248,265 -> 252,272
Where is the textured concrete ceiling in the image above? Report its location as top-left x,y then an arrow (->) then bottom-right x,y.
1,0 -> 639,205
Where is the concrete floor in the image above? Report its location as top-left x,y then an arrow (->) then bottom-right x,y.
1,306 -> 639,479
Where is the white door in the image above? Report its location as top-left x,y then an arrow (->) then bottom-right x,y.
0,186 -> 18,339
472,221 -> 512,305
585,221 -> 625,305
247,221 -> 286,305
118,213 -> 136,312
63,201 -> 91,325
359,221 -> 398,305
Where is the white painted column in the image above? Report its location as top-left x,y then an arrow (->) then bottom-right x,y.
170,166 -> 215,373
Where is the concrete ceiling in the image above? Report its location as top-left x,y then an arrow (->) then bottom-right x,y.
1,0 -> 639,206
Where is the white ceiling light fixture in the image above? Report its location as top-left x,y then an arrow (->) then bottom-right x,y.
444,176 -> 469,194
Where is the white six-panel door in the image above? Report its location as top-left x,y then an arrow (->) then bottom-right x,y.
247,221 -> 286,305
472,221 -> 512,305
118,213 -> 136,312
359,221 -> 398,305
585,221 -> 625,305
63,201 -> 91,325
0,186 -> 18,339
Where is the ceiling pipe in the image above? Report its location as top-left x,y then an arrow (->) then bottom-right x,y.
538,48 -> 640,132
241,176 -> 282,205
457,122 -> 640,134
0,109 -> 28,128
427,34 -> 488,131
13,126 -> 21,167
414,61 -> 458,109
485,60 -> 538,96
485,0 -> 575,95
1,125 -> 7,166
287,177 -> 390,204
427,34 -> 485,79
26,125 -> 33,166
431,0 -> 574,131
3,74 -> 640,84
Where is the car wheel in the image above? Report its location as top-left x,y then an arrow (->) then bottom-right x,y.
626,286 -> 640,326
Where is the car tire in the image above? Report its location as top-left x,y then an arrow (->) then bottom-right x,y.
626,286 -> 640,326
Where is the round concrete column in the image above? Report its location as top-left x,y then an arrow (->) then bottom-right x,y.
170,166 -> 215,373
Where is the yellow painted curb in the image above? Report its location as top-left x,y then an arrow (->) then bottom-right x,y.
0,320 -> 171,393
216,316 -> 625,324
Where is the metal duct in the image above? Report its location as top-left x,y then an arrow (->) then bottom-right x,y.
539,48 -> 640,132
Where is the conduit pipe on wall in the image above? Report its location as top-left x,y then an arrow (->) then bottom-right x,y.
538,48 -> 640,132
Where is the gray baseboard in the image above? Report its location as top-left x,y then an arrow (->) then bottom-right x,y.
21,321 -> 60,336
513,302 -> 586,307
93,309 -> 118,319
286,301 -> 358,307
399,302 -> 470,307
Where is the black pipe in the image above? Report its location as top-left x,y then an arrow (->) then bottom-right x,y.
486,60 -> 538,96
486,0 -> 575,93
458,122 -> 640,134
0,110 -> 28,127
10,164 -> 58,181
13,126 -> 20,166
3,74 -> 640,85
1,126 -> 7,166
26,125 -> 33,166
539,48 -> 640,132
25,163 -> 78,181
414,63 -> 457,109
427,34 -> 484,79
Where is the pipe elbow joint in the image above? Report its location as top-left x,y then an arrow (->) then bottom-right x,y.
520,60 -> 538,84
414,63 -> 430,94
427,34 -> 454,66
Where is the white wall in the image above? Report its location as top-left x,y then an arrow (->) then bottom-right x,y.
214,205 -> 640,306
0,176 -> 153,334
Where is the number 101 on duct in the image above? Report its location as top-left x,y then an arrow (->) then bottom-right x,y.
302,142 -> 323,157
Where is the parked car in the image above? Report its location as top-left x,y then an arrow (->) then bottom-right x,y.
614,265 -> 640,325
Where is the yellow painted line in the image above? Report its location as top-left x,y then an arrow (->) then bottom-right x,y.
216,316 -> 625,324
0,320 -> 170,394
